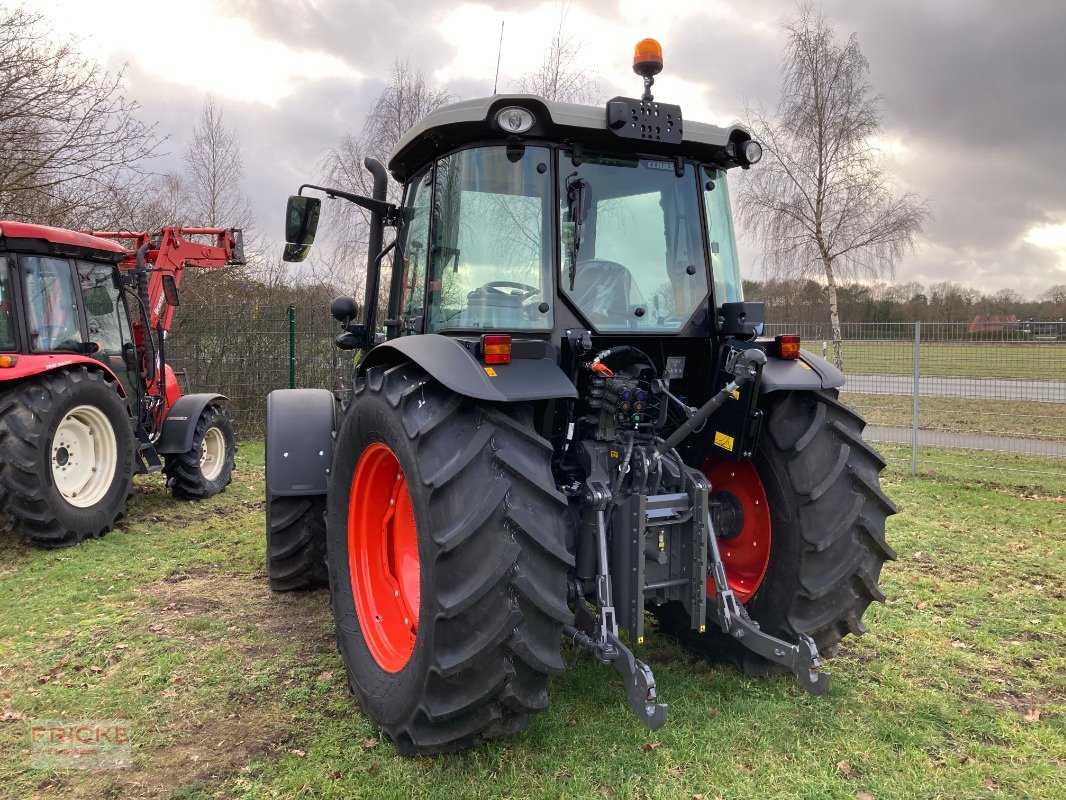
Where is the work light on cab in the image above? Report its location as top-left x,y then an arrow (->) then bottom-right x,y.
496,106 -> 535,134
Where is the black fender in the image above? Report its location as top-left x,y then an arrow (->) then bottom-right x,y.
759,349 -> 845,393
156,393 -> 227,454
359,334 -> 577,402
265,388 -> 336,496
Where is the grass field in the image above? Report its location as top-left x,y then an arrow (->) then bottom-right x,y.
829,341 -> 1066,380
840,393 -> 1066,442
1,444 -> 1063,799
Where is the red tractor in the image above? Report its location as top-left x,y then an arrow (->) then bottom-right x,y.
0,222 -> 244,546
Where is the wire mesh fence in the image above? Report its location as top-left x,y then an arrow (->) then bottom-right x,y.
766,321 -> 1066,477
166,306 -> 1065,480
166,304 -> 351,436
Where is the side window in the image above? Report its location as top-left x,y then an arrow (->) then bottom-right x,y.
20,256 -> 82,352
703,167 -> 744,307
78,261 -> 130,356
393,169 -> 432,335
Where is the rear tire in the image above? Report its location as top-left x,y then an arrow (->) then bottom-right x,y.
266,495 -> 328,590
327,363 -> 572,755
655,389 -> 896,669
0,368 -> 135,547
163,404 -> 235,500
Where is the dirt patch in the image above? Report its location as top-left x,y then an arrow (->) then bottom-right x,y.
145,569 -> 335,660
25,572 -> 339,798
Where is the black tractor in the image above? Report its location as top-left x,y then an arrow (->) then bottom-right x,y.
266,39 -> 895,755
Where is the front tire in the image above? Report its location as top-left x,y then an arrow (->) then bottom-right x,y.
0,368 -> 135,547
327,363 -> 572,755
656,389 -> 897,668
163,404 -> 236,500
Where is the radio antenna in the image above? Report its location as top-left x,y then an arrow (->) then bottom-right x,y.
493,20 -> 504,94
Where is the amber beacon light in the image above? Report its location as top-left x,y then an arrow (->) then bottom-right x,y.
633,38 -> 664,76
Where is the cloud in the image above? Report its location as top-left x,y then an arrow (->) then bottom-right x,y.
20,0 -> 1066,297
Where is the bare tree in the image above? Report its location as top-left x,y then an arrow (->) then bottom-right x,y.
513,2 -> 599,103
0,6 -> 160,228
736,4 -> 928,367
318,58 -> 452,293
183,97 -> 254,230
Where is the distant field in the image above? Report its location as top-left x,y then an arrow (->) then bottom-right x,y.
824,341 -> 1066,380
841,392 -> 1066,442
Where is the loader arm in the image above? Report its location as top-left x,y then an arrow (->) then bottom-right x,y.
86,227 -> 245,333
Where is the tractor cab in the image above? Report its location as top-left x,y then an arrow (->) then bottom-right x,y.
0,222 -> 138,394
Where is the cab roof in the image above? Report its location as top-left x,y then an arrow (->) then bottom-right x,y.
388,94 -> 750,182
0,221 -> 127,260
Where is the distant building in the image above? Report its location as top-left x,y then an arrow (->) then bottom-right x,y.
968,314 -> 1019,333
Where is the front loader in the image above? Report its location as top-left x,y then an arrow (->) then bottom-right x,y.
0,224 -> 245,546
266,39 -> 896,755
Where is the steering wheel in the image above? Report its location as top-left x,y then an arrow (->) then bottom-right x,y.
480,281 -> 540,300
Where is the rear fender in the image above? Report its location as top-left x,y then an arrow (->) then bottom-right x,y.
759,349 -> 845,393
359,335 -> 577,402
0,354 -> 128,396
265,388 -> 336,496
156,393 -> 226,454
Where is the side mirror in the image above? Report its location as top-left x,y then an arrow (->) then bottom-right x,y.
283,195 -> 321,263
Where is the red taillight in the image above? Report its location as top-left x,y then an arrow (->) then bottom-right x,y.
776,334 -> 801,360
481,334 -> 512,365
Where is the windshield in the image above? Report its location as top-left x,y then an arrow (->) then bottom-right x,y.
426,145 -> 553,332
559,151 -> 710,332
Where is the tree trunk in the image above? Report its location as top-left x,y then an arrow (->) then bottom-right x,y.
823,255 -> 843,369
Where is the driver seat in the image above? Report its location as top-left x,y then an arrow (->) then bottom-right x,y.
570,260 -> 634,322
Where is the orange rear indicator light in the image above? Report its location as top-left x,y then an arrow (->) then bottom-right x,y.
481,334 -> 512,365
0,355 -> 17,368
776,334 -> 801,360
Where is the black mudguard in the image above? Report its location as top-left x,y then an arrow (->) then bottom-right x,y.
265,388 -> 336,496
359,335 -> 577,402
759,349 -> 845,393
156,393 -> 226,454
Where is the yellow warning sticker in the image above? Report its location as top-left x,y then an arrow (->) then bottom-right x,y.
730,388 -> 741,400
484,367 -> 497,377
609,450 -> 620,459
714,431 -> 735,452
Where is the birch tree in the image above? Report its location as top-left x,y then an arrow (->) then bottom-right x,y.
736,4 -> 928,367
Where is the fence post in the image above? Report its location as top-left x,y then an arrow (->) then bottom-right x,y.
288,304 -> 296,389
910,320 -> 920,476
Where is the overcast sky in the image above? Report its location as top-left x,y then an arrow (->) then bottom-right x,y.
21,0 -> 1066,297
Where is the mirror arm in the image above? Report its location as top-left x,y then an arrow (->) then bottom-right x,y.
298,183 -> 398,226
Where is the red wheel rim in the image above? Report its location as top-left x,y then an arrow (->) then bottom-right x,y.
348,443 -> 421,672
703,457 -> 771,604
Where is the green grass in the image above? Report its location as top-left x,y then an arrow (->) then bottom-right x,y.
0,445 -> 1063,799
829,341 -> 1066,380
840,392 -> 1066,442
